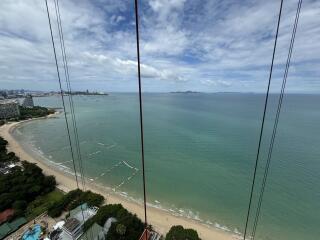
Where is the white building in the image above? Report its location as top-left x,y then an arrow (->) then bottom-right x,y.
59,203 -> 98,240
22,94 -> 34,108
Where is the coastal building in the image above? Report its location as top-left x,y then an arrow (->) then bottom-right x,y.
22,94 -> 34,108
79,223 -> 105,240
139,229 -> 161,240
0,217 -> 27,239
59,203 -> 98,240
0,100 -> 20,119
61,217 -> 82,239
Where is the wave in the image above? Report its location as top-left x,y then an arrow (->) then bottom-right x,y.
20,137 -> 241,238
88,150 -> 101,156
122,160 -> 134,169
97,142 -> 117,150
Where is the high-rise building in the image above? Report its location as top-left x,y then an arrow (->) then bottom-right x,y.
22,94 -> 34,108
0,100 -> 20,119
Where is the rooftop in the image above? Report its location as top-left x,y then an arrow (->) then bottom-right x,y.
70,203 -> 98,223
63,218 -> 80,233
78,223 -> 104,240
0,217 -> 27,239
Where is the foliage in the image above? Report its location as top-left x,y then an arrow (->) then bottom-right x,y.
165,225 -> 201,240
84,204 -> 144,240
68,190 -> 104,210
116,223 -> 127,236
25,189 -> 64,220
0,137 -> 19,164
47,189 -> 104,218
19,106 -> 55,120
0,161 -> 56,216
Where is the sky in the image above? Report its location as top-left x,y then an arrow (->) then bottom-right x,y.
0,0 -> 319,93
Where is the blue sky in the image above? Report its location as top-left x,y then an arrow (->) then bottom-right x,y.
0,0 -> 319,93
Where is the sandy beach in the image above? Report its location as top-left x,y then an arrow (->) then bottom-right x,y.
0,119 -> 239,240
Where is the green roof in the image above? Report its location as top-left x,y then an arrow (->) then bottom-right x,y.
8,217 -> 27,229
0,217 -> 27,240
0,223 -> 11,239
79,223 -> 104,240
70,203 -> 88,218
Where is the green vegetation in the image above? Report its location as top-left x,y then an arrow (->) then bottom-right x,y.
84,204 -> 144,240
47,189 -> 104,218
0,161 -> 56,217
19,106 -> 55,120
25,189 -> 64,220
0,136 -> 57,220
0,137 -> 19,165
165,225 -> 201,240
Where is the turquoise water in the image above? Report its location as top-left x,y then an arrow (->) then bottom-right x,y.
14,94 -> 320,240
22,224 -> 41,240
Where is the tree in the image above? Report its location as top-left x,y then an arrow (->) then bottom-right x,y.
165,225 -> 201,240
48,189 -> 104,218
84,204 -> 144,240
116,223 -> 127,237
0,161 -> 56,214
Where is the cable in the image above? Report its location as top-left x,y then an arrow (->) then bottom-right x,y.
251,0 -> 303,239
134,0 -> 148,228
45,0 -> 81,192
53,0 -> 87,192
243,0 -> 283,240
52,1 -> 92,239
243,0 -> 284,239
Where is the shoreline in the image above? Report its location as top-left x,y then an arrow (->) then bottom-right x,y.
0,118 -> 239,240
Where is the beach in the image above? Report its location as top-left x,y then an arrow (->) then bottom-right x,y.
0,119 -> 239,240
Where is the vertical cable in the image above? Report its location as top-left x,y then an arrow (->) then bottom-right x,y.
53,0 -> 87,192
243,0 -> 284,239
251,0 -> 303,239
134,0 -> 148,228
51,1 -> 91,238
45,0 -> 80,191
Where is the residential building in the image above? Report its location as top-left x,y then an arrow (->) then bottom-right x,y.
22,94 -> 34,108
79,223 -> 105,240
0,100 -> 20,119
139,229 -> 162,240
0,217 -> 27,239
59,203 -> 98,240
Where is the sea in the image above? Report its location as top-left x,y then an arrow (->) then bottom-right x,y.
12,93 -> 320,240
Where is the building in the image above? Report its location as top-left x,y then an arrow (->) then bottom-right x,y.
139,229 -> 161,240
59,203 -> 98,240
0,217 -> 27,239
79,223 -> 105,240
61,217 -> 82,240
22,94 -> 34,108
0,100 -> 20,119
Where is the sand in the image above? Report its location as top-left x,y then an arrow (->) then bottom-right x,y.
0,118 -> 240,240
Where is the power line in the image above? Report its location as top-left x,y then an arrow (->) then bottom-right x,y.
251,0 -> 303,239
134,0 -> 148,228
243,0 -> 284,239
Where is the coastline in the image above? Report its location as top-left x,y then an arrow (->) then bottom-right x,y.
0,118 -> 239,240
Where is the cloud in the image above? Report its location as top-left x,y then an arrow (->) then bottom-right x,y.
0,0 -> 319,92
84,52 -> 184,81
201,79 -> 232,87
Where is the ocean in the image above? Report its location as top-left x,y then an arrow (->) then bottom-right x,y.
13,93 -> 320,240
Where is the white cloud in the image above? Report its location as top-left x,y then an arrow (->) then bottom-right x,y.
201,79 -> 232,87
0,0 -> 319,92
